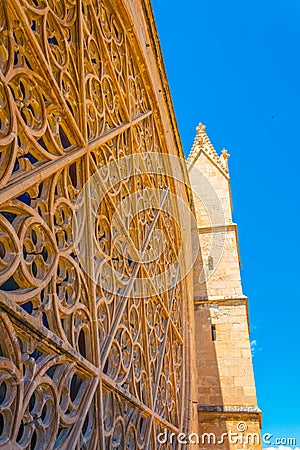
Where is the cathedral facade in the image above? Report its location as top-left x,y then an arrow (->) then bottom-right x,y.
0,0 -> 261,448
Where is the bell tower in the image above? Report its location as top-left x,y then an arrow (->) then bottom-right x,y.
188,124 -> 262,449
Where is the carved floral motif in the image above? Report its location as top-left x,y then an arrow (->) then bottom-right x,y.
0,0 -> 187,447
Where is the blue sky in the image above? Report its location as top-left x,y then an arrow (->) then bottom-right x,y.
151,0 -> 300,447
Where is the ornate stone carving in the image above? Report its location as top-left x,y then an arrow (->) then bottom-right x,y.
188,122 -> 230,175
0,0 -> 188,448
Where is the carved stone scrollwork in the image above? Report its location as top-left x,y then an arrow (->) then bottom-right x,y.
102,388 -> 150,450
0,0 -> 189,448
0,312 -> 97,448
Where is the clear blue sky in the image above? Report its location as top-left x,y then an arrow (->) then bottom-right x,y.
151,0 -> 300,447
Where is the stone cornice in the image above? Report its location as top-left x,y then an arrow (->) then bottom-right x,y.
198,405 -> 261,414
194,296 -> 251,334
198,405 -> 262,427
194,222 -> 237,233
194,295 -> 248,306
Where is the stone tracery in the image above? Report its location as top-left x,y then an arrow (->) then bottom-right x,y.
0,0 -> 188,447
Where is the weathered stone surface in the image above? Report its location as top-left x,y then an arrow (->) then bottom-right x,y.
189,125 -> 262,449
0,0 -> 261,447
0,0 -> 197,447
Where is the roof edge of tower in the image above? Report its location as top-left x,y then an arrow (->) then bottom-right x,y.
187,123 -> 230,178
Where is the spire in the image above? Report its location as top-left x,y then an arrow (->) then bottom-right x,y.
187,122 -> 230,175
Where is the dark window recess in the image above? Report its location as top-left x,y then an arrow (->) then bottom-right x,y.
59,125 -> 71,149
68,162 -> 77,188
78,328 -> 86,358
211,324 -> 217,341
208,256 -> 214,270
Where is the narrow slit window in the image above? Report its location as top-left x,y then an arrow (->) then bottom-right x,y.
211,324 -> 216,341
208,256 -> 214,270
